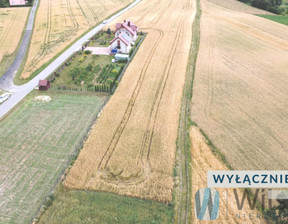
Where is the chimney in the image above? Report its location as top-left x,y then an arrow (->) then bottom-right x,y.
128,21 -> 131,27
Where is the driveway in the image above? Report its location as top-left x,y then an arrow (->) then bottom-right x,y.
85,47 -> 111,55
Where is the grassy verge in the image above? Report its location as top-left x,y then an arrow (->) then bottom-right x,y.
257,14 -> 288,26
173,0 -> 201,223
36,184 -> 173,224
14,0 -> 140,85
0,91 -> 108,223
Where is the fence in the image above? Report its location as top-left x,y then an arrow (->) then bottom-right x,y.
49,85 -> 111,93
111,33 -> 147,93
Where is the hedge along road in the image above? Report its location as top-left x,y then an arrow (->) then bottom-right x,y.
0,0 -> 141,119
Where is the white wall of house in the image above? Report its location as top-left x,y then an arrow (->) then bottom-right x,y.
9,0 -> 26,5
110,39 -> 131,54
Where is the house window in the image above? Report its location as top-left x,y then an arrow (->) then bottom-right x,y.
117,40 -> 121,49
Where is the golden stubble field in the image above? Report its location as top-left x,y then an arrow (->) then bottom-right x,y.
0,8 -> 29,64
192,0 -> 288,170
190,126 -> 268,223
21,0 -> 133,79
64,0 -> 196,203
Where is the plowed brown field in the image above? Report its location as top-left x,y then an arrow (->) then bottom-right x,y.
192,0 -> 288,170
64,0 -> 196,204
21,0 -> 133,79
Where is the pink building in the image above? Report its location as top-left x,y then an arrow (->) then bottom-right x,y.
110,20 -> 138,54
9,0 -> 26,6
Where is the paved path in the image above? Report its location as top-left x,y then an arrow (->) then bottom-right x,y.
86,47 -> 111,55
0,0 -> 141,119
0,0 -> 39,90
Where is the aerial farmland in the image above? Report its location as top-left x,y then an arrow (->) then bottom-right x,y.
0,7 -> 29,75
20,0 -> 133,81
0,0 -> 288,223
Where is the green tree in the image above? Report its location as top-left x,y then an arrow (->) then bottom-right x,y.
0,0 -> 9,7
69,68 -> 80,80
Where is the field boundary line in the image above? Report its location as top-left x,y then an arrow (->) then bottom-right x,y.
30,94 -> 110,224
174,0 -> 201,223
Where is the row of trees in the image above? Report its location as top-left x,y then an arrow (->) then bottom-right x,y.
238,0 -> 286,14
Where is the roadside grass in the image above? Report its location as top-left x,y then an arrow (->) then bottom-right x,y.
0,91 -> 108,223
257,15 -> 288,26
37,184 -> 174,224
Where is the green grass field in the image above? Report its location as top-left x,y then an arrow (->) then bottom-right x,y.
257,15 -> 288,26
37,184 -> 174,224
0,91 -> 108,223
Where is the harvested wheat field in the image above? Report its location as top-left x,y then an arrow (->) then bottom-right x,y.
21,0 -> 133,79
64,0 -> 196,204
192,0 -> 288,170
206,0 -> 273,15
191,126 -> 267,223
0,8 -> 29,64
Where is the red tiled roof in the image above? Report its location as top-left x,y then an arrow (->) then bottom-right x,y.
116,23 -> 122,30
110,35 -> 130,46
39,80 -> 49,86
115,20 -> 138,35
126,20 -> 138,32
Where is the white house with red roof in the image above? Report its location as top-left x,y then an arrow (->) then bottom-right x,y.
110,20 -> 138,54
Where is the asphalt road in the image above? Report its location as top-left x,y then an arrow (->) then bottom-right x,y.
0,0 -> 39,90
0,0 -> 141,119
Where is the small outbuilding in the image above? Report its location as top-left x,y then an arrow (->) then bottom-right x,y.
38,80 -> 50,91
115,54 -> 129,62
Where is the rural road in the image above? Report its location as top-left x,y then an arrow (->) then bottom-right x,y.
0,0 -> 39,90
0,0 -> 141,119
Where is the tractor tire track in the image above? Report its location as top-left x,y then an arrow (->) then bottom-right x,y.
138,17 -> 186,172
97,29 -> 164,172
0,12 -> 17,50
83,0 -> 99,24
26,0 -> 79,71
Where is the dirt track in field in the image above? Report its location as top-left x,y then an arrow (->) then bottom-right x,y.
64,0 -> 196,204
21,0 -> 133,79
192,0 -> 288,170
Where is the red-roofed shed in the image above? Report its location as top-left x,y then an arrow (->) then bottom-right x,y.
38,80 -> 50,91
